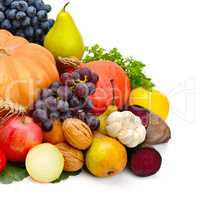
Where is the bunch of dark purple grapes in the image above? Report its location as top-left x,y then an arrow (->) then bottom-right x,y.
31,67 -> 100,132
0,0 -> 54,44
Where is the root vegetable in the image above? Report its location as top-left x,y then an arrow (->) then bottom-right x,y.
145,112 -> 171,145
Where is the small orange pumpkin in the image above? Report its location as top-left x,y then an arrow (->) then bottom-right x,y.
0,30 -> 59,121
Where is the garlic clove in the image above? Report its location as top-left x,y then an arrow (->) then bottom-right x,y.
106,122 -> 122,137
106,111 -> 122,124
121,111 -> 134,120
133,115 -> 143,125
118,129 -> 135,147
122,117 -> 133,127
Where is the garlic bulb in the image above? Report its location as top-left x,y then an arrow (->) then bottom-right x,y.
106,111 -> 146,148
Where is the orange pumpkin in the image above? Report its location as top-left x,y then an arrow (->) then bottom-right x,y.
81,60 -> 131,114
0,29 -> 59,107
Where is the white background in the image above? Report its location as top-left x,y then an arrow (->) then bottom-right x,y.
1,0 -> 200,199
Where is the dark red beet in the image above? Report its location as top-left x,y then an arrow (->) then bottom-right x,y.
128,105 -> 150,128
129,147 -> 162,177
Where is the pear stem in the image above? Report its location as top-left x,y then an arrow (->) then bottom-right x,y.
63,2 -> 70,11
110,79 -> 116,105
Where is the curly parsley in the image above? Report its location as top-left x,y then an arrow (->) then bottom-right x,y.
83,44 -> 154,90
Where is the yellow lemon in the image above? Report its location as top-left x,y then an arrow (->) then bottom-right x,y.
129,87 -> 170,120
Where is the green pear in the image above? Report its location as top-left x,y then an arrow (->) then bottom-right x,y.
44,3 -> 84,59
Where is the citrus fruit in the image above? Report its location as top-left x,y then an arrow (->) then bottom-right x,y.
129,87 -> 169,120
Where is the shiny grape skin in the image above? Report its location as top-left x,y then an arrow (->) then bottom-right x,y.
40,88 -> 54,99
71,71 -> 80,81
35,100 -> 46,110
57,100 -> 69,113
0,0 -> 54,44
69,95 -> 80,108
30,64 -> 101,131
83,99 -> 93,112
86,82 -> 96,95
78,67 -> 92,81
76,110 -> 86,122
32,109 -> 48,123
42,120 -> 53,132
74,83 -> 89,98
60,73 -> 72,84
45,96 -> 57,111
49,111 -> 60,121
50,81 -> 61,92
57,86 -> 69,100
86,115 -> 100,130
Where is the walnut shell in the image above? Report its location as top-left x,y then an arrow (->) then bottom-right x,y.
63,118 -> 93,150
56,143 -> 84,172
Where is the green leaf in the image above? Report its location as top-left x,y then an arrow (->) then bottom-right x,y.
83,44 -> 155,90
53,170 -> 81,183
0,163 -> 81,184
0,162 -> 28,184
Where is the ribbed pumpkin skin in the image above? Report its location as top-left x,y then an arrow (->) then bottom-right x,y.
0,30 -> 59,107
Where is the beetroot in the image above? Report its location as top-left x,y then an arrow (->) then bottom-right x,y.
129,147 -> 162,177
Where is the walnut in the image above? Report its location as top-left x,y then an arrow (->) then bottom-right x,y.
56,143 -> 84,172
62,118 -> 93,150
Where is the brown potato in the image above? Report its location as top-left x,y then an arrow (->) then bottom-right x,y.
145,112 -> 171,145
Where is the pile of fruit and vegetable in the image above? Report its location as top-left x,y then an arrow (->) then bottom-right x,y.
0,1 -> 171,184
